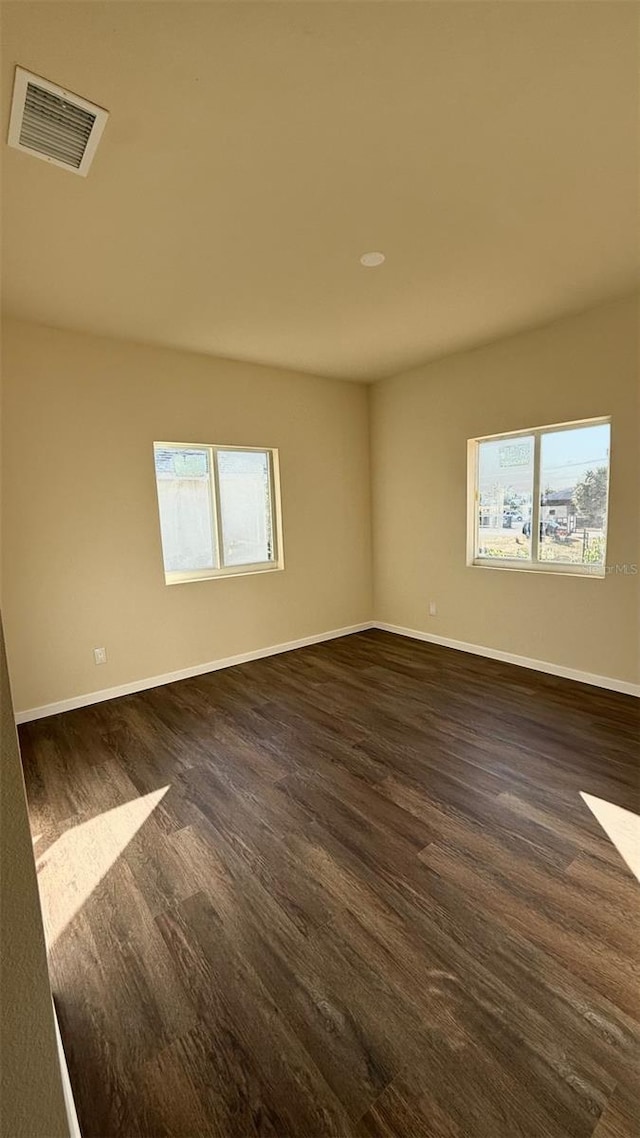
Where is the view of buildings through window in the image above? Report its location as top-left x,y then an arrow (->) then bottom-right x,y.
474,420 -> 611,572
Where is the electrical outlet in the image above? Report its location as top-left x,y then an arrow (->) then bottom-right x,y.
428,601 -> 437,617
93,647 -> 107,665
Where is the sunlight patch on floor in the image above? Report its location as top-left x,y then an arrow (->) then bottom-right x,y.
36,786 -> 169,947
580,792 -> 640,883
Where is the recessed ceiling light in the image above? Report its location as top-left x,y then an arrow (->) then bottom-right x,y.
359,251 -> 385,268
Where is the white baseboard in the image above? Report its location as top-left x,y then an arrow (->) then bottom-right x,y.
15,623 -> 373,723
53,1001 -> 81,1138
373,621 -> 640,698
16,618 -> 638,722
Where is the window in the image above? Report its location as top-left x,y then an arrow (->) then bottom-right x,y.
154,443 -> 282,583
468,418 -> 611,576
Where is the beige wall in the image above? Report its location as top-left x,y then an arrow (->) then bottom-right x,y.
1,319 -> 372,713
2,298 -> 638,714
371,296 -> 639,684
0,615 -> 69,1138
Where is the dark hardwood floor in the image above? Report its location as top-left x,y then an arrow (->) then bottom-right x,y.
19,630 -> 640,1138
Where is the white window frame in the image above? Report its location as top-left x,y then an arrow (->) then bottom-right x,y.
466,416 -> 611,578
154,442 -> 284,585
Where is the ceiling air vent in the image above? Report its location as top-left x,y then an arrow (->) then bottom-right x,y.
8,67 -> 108,176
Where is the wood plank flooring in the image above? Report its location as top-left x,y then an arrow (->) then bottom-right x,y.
19,630 -> 640,1138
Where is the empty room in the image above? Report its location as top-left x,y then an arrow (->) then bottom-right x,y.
1,2 -> 639,1137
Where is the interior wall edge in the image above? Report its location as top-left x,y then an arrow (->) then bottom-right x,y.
53,1001 -> 82,1138
0,614 -> 70,1138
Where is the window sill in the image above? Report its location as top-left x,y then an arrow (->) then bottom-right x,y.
470,559 -> 604,579
165,563 -> 284,585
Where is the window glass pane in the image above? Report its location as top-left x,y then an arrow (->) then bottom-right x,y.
154,446 -> 216,573
217,450 -> 274,567
538,423 -> 610,567
476,435 -> 534,561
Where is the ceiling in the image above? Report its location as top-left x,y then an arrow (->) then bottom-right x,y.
1,2 -> 638,381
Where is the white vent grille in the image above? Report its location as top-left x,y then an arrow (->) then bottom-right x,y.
8,68 -> 108,176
